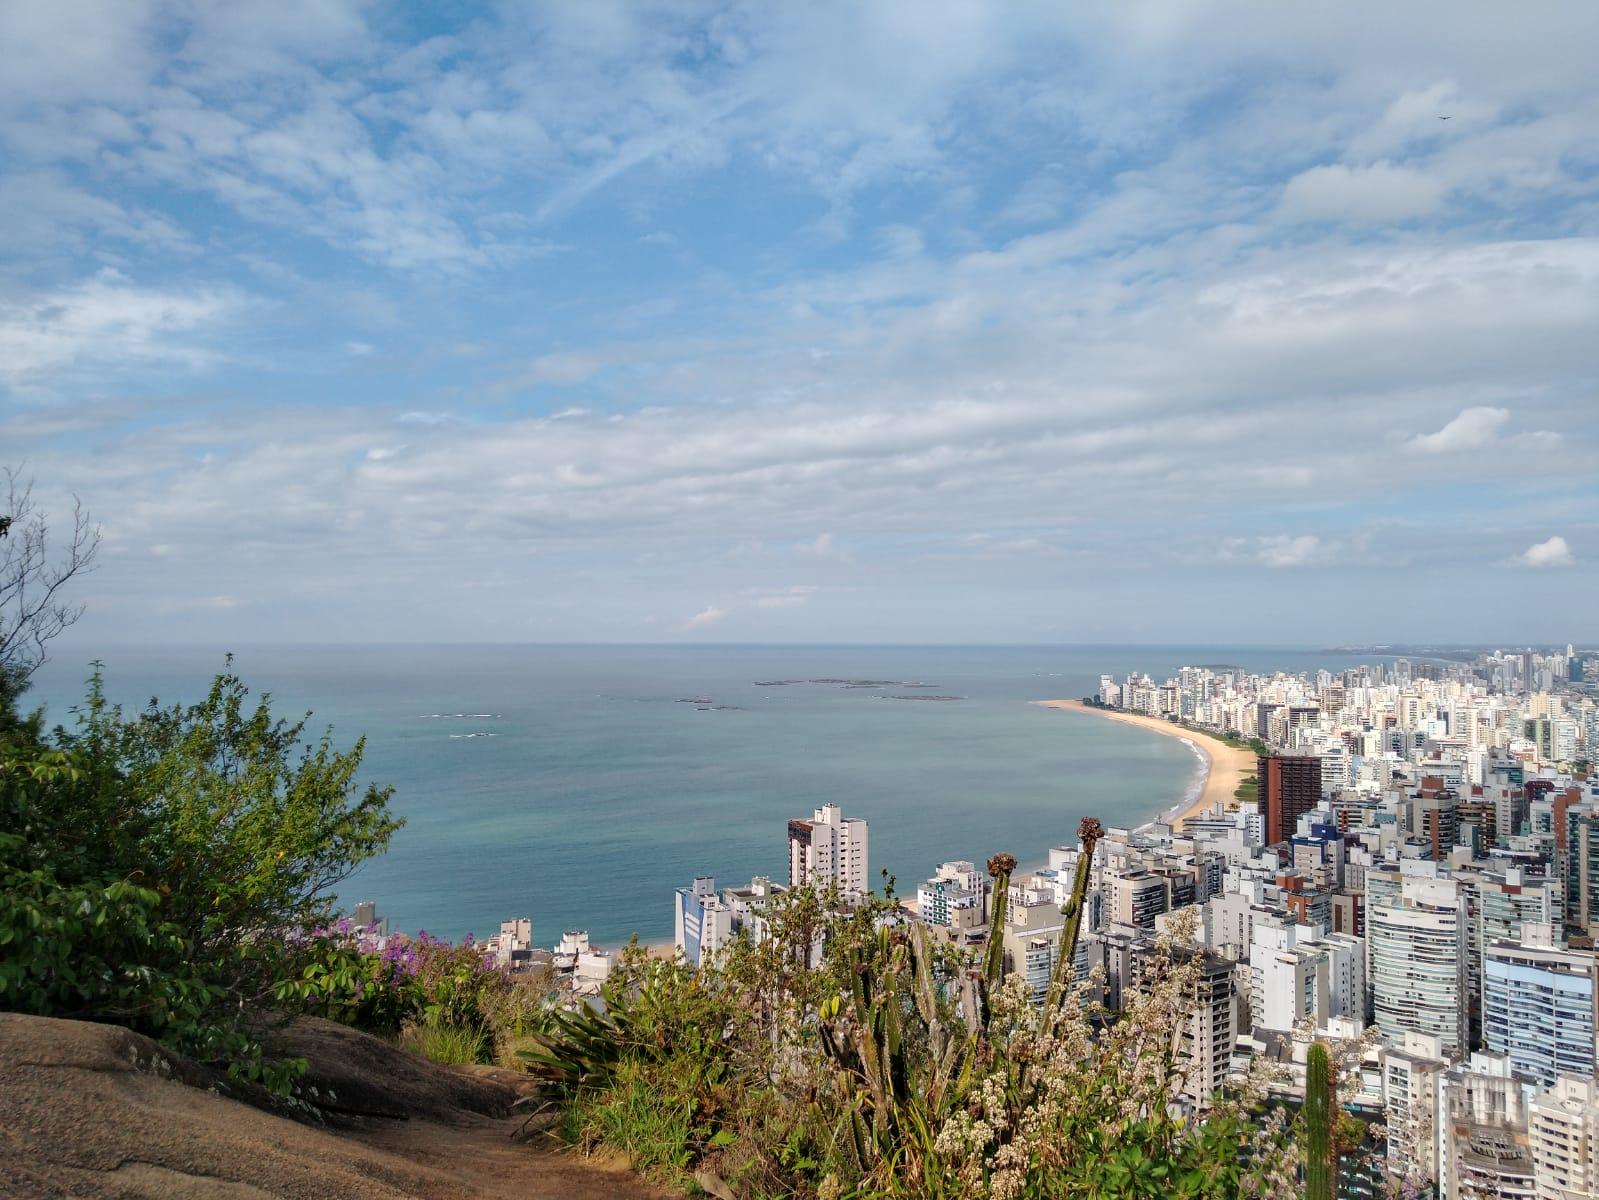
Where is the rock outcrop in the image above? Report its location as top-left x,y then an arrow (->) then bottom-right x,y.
0,1013 -> 673,1199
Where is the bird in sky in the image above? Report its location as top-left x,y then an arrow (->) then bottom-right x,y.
1438,115 -> 1452,120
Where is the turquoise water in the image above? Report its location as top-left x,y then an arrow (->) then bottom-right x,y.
24,645 -> 1357,946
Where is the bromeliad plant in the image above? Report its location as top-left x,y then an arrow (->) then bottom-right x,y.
520,817 -> 1300,1199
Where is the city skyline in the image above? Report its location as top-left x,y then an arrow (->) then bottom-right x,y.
4,2 -> 1597,647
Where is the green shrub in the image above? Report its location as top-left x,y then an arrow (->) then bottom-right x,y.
523,873 -> 1302,1200
282,926 -> 549,1066
0,666 -> 401,1091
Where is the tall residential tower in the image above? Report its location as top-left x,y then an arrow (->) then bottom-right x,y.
787,803 -> 870,897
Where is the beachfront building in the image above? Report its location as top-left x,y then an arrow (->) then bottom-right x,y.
675,876 -> 736,968
916,860 -> 985,930
1259,754 -> 1322,846
787,802 -> 870,897
483,917 -> 533,968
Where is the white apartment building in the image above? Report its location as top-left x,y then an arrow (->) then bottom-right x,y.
1381,1032 -> 1448,1189
675,876 -> 736,967
787,802 -> 869,897
1370,875 -> 1468,1056
1530,1075 -> 1599,1200
917,859 -> 984,930
1483,925 -> 1598,1088
1439,1052 -> 1534,1200
1247,917 -> 1364,1033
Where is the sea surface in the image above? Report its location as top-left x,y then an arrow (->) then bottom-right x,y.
24,644 -> 1368,947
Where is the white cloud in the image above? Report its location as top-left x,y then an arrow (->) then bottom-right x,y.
1406,406 -> 1510,453
0,270 -> 240,387
6,4 -> 1599,644
797,532 -> 840,557
752,585 -> 818,609
1280,162 -> 1444,223
682,605 -> 728,630
1512,430 -> 1563,450
396,411 -> 459,426
1257,535 -> 1324,568
1519,535 -> 1574,569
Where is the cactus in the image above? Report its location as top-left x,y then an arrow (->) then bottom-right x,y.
1304,1041 -> 1335,1200
813,829 -> 1109,1189
977,852 -> 1017,1027
1045,818 -> 1103,1016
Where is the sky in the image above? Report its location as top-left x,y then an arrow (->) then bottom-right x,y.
2,1 -> 1597,648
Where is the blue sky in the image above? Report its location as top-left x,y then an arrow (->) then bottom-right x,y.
2,1 -> 1596,646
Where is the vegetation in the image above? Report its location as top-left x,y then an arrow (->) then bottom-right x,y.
1303,1043 -> 1335,1200
0,468 -> 99,709
400,1017 -> 490,1065
1234,775 -> 1258,805
0,667 -> 403,1090
522,822 -> 1301,1199
280,923 -> 549,1065
0,474 -> 547,1082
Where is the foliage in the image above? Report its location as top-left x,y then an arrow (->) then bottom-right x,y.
522,824 -> 1300,1199
279,921 -> 548,1064
0,666 -> 400,1091
400,1017 -> 489,1065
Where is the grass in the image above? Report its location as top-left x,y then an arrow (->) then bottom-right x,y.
1234,775 -> 1258,805
564,1059 -> 695,1185
399,1019 -> 488,1065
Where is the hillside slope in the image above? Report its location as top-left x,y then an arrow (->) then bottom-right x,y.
0,1013 -> 673,1199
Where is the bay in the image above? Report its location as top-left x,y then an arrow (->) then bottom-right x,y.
24,644 -> 1360,947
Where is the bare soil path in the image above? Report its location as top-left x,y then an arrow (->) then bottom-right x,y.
0,1013 -> 675,1200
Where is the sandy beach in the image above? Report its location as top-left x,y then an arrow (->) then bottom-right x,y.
1034,700 -> 1257,831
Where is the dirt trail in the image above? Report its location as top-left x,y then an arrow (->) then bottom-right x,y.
0,1013 -> 675,1200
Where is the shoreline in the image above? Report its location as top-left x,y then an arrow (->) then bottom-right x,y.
1033,699 -> 1256,832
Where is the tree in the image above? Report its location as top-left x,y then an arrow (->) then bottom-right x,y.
0,666 -> 402,1087
1,467 -> 100,707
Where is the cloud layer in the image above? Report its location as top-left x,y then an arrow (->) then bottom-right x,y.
2,2 -> 1596,645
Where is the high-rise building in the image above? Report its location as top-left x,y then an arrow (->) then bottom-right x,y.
787,802 -> 869,897
351,899 -> 387,936
1176,950 -> 1236,1111
1569,805 -> 1599,936
917,860 -> 984,930
1370,876 -> 1468,1056
1259,754 -> 1322,845
1529,1075 -> 1599,1200
1381,1032 -> 1448,1189
675,876 -> 735,967
1438,1052 -> 1534,1200
1483,925 -> 1597,1089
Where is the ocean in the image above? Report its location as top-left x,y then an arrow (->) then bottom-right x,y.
23,644 -> 1360,947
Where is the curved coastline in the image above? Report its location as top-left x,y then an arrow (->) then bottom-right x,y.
1033,699 -> 1255,832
